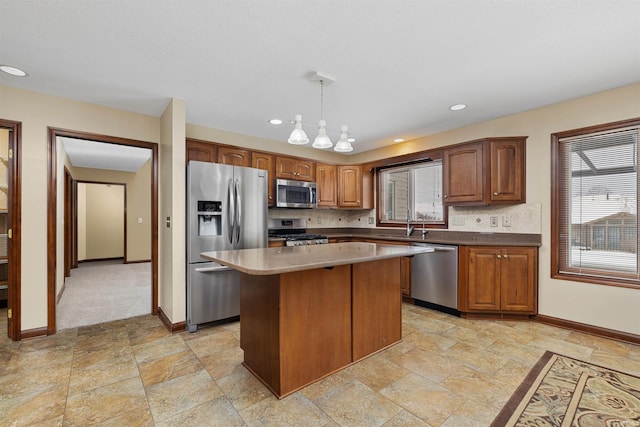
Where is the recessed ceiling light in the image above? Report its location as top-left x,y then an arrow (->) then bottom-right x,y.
0,65 -> 28,77
269,119 -> 283,125
449,104 -> 467,111
394,138 -> 405,143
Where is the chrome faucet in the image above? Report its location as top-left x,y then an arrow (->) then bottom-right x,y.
406,208 -> 414,237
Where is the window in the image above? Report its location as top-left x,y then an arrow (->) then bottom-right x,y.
552,118 -> 640,288
378,160 -> 444,226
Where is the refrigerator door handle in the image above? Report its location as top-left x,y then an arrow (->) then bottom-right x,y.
227,179 -> 235,244
235,179 -> 241,244
195,266 -> 230,272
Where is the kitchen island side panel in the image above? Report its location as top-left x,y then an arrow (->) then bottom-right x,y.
240,273 -> 282,394
279,265 -> 352,395
352,257 -> 402,361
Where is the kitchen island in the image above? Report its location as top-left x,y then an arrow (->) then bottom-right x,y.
202,242 -> 429,398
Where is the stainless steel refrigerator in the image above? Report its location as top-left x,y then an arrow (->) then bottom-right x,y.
186,160 -> 268,332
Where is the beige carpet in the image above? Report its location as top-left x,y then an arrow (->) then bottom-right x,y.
491,350 -> 640,426
56,260 -> 151,330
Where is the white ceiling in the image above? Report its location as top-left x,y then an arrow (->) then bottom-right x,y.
1,1 -> 639,155
60,137 -> 151,172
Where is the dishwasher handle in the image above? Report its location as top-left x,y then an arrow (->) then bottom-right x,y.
412,243 -> 456,252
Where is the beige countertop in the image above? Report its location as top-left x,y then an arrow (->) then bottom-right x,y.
201,242 -> 431,275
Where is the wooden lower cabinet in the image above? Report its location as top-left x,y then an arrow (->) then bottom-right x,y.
459,246 -> 537,318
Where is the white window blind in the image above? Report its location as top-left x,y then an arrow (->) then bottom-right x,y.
557,126 -> 640,281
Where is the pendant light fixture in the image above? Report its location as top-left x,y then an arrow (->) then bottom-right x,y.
334,125 -> 354,152
287,71 -> 354,152
287,114 -> 309,145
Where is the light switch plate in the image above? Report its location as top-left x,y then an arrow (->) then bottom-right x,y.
490,217 -> 498,227
502,216 -> 511,227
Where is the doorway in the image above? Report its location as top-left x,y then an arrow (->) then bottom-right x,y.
0,120 -> 21,341
47,128 -> 158,335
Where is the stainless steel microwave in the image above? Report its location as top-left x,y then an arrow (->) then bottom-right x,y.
275,179 -> 317,208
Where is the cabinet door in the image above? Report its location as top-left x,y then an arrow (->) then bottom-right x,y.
218,147 -> 251,167
490,139 -> 524,203
252,152 -> 275,206
296,159 -> 315,181
444,143 -> 484,204
500,247 -> 536,312
467,247 -> 501,310
186,140 -> 217,163
276,156 -> 298,180
338,165 -> 362,208
316,163 -> 337,207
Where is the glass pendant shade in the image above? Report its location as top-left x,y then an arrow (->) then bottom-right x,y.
288,114 -> 309,145
334,125 -> 353,152
312,120 -> 332,149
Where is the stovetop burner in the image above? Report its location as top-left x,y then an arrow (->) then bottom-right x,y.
268,218 -> 329,246
283,233 -> 327,241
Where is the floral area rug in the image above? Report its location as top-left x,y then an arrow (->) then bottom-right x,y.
491,350 -> 640,426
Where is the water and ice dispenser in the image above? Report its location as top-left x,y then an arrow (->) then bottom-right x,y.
197,200 -> 222,236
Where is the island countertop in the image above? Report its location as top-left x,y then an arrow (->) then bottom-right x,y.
201,242 -> 431,275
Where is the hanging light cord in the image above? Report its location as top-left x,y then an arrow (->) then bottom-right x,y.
319,80 -> 324,121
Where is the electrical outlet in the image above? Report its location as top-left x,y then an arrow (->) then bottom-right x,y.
490,216 -> 498,227
452,216 -> 465,226
368,217 -> 374,224
502,216 -> 511,227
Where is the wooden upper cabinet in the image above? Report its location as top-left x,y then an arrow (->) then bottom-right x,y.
490,139 -> 525,203
276,156 -> 315,181
217,146 -> 251,167
443,137 -> 526,206
252,151 -> 275,206
443,142 -> 484,204
186,139 -> 217,163
338,165 -> 363,208
316,163 -> 337,207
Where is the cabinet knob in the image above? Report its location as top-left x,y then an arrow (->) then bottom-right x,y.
444,195 -> 448,198
493,192 -> 498,195
496,254 -> 502,259
504,254 -> 508,258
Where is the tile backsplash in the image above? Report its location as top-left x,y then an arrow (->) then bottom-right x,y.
447,203 -> 541,234
268,203 -> 541,234
268,208 -> 376,229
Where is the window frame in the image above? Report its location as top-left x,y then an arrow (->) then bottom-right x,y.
377,159 -> 446,228
551,117 -> 640,290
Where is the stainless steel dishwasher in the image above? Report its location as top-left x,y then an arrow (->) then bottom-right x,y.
410,243 -> 459,312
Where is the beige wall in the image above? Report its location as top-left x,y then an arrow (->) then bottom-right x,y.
159,98 -> 186,323
80,183 -> 125,260
0,85 -> 160,331
70,161 -> 152,262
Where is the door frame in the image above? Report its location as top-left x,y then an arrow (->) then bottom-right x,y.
47,127 -> 158,335
0,119 -> 21,341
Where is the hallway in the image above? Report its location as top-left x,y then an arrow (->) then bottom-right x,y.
56,260 -> 151,330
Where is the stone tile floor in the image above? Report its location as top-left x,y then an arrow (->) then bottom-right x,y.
0,304 -> 638,426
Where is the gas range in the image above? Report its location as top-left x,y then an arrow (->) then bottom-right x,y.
268,218 -> 329,246
282,234 -> 329,246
